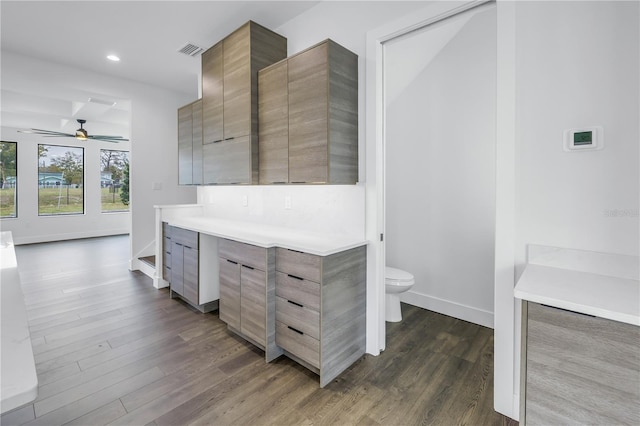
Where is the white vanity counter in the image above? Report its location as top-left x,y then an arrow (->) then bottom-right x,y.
1,231 -> 38,414
514,245 -> 640,326
161,211 -> 368,257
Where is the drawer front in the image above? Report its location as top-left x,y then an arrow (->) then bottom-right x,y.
219,238 -> 266,271
240,266 -> 266,346
276,248 -> 321,283
163,237 -> 172,254
276,272 -> 320,312
163,222 -> 172,239
219,257 -> 241,330
276,296 -> 319,340
163,265 -> 171,282
276,321 -> 319,368
172,227 -> 199,249
163,251 -> 171,267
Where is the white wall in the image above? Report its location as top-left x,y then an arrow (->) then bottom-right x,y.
385,5 -> 496,328
515,0 -> 640,271
0,52 -> 196,263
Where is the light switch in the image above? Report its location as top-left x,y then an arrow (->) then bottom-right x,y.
242,195 -> 248,207
152,182 -> 162,191
284,196 -> 292,210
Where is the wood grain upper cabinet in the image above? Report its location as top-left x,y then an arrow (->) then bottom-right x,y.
202,42 -> 224,146
177,99 -> 203,185
270,39 -> 358,185
201,21 -> 287,184
258,61 -> 289,184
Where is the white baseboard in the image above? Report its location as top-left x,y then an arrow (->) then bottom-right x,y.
400,290 -> 494,329
13,229 -> 129,245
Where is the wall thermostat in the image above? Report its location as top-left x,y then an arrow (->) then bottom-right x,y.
563,126 -> 604,152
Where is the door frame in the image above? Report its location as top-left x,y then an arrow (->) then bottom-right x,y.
365,0 -> 518,419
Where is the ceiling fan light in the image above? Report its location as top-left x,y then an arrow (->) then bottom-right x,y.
75,128 -> 88,140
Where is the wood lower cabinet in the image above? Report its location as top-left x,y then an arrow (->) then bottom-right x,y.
259,39 -> 358,184
201,21 -> 287,185
520,302 -> 640,425
177,99 -> 203,185
162,223 -> 217,313
218,239 -> 281,361
275,246 -> 366,387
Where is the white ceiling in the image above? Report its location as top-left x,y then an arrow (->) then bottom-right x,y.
0,0 -> 321,136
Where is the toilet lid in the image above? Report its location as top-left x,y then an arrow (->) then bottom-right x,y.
386,266 -> 414,282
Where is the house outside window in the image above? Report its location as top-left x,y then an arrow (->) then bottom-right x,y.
38,144 -> 84,216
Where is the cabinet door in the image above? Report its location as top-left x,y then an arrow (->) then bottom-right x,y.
177,104 -> 193,185
203,135 -> 251,184
191,99 -> 203,185
202,42 -> 224,145
223,24 -> 251,139
183,247 -> 198,305
258,61 -> 289,184
240,265 -> 266,346
288,42 -> 329,183
171,242 -> 184,296
219,257 -> 241,330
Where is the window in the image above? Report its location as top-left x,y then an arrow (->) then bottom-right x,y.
100,149 -> 129,212
38,144 -> 84,216
0,141 -> 18,218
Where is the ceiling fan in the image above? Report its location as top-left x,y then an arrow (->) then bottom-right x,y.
18,119 -> 129,143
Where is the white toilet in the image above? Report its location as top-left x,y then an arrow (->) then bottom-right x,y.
385,266 -> 415,322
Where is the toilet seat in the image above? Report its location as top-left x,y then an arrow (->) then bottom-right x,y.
385,266 -> 414,283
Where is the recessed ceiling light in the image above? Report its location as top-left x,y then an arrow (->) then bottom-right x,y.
107,54 -> 120,62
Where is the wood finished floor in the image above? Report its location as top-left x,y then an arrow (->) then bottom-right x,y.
3,235 -> 517,426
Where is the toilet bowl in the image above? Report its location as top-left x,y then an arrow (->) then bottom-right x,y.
385,267 -> 415,322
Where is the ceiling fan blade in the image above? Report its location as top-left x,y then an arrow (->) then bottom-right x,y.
88,136 -> 129,142
18,128 -> 75,137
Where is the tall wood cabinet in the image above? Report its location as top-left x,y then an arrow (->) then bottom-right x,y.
201,21 -> 287,184
177,99 -> 203,185
258,39 -> 358,184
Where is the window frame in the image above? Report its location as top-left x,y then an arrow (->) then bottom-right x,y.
100,148 -> 130,214
0,141 -> 18,219
37,144 -> 85,217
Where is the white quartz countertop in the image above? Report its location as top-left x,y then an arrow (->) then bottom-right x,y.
1,231 -> 38,413
164,216 -> 368,256
514,246 -> 640,326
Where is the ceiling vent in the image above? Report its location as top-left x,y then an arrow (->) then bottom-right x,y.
88,97 -> 117,107
177,42 -> 204,57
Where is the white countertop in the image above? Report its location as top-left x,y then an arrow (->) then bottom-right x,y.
1,231 -> 38,413
514,246 -> 640,326
164,216 -> 368,256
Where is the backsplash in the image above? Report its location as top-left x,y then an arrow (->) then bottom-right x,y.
197,184 -> 365,238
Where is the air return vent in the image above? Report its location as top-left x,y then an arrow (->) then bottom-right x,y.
177,42 -> 204,57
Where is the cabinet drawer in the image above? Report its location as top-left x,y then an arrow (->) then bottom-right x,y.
276,248 -> 321,283
219,239 -> 266,271
276,296 -> 319,340
163,237 -> 172,254
276,272 -> 320,312
171,227 -> 198,249
163,222 -> 172,239
276,321 -> 319,369
163,265 -> 171,281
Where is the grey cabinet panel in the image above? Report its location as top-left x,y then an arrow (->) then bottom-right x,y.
259,61 -> 289,184
288,42 -> 329,184
240,265 -> 266,346
171,242 -> 184,296
522,302 -> 640,425
219,238 -> 266,271
276,321 -> 320,368
219,257 -> 241,330
178,104 -> 193,185
202,42 -> 223,145
191,100 -> 203,185
223,24 -> 251,140
171,227 -> 198,249
275,272 -> 320,312
183,247 -> 199,305
202,136 -> 251,184
276,296 -> 319,340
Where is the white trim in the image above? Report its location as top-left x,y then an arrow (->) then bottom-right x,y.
495,0 -> 517,419
400,291 -> 494,329
366,0 -> 517,419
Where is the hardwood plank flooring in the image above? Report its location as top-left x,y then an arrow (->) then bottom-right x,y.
2,235 -> 517,426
